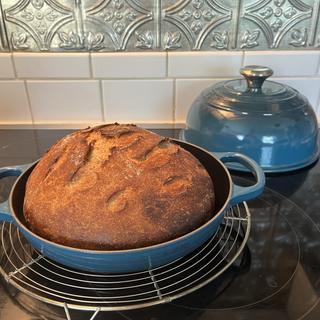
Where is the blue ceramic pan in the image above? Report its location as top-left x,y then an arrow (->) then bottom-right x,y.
0,140 -> 265,273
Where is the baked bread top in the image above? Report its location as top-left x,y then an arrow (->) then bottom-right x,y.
23,124 -> 215,250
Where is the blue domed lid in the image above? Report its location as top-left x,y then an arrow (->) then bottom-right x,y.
183,65 -> 319,173
204,65 -> 308,114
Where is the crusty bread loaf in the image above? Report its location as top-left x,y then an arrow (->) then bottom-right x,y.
23,124 -> 215,250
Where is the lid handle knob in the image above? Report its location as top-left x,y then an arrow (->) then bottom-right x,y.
240,65 -> 273,92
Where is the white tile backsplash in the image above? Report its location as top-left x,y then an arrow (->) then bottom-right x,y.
0,51 -> 320,127
275,78 -> 320,110
244,51 -> 320,77
102,80 -> 174,122
92,52 -> 166,78
168,52 -> 243,78
13,53 -> 90,78
27,81 -> 102,123
0,54 -> 15,78
175,79 -> 222,122
0,81 -> 32,123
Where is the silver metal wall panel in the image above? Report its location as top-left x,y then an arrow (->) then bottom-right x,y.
0,0 -> 319,51
0,0 -> 9,51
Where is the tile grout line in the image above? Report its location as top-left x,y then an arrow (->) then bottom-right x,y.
23,80 -> 36,128
11,77 -> 96,81
0,77 -> 22,81
10,52 -> 18,78
172,78 -> 176,124
89,52 -> 94,79
2,75 -> 320,81
99,80 -> 106,122
241,50 -> 245,67
4,75 -> 320,81
165,51 -> 168,77
273,76 -> 320,79
5,75 -> 219,81
316,53 -> 320,117
316,90 -> 320,115
317,52 -> 320,75
11,52 -> 36,128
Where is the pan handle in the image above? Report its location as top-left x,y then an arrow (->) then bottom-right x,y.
0,164 -> 32,223
215,152 -> 265,206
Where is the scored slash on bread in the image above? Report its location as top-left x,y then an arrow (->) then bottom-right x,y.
23,123 -> 215,250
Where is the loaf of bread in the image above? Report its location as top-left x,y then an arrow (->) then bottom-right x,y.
23,124 -> 215,250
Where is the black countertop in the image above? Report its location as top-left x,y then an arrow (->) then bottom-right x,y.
0,129 -> 319,320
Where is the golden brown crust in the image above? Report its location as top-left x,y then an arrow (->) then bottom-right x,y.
23,124 -> 215,250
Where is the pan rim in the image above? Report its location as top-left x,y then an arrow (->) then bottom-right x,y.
8,139 -> 233,255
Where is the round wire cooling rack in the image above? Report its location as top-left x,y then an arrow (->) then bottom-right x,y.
0,202 -> 251,316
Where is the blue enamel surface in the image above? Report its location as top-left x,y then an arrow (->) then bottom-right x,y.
0,164 -> 31,223
20,214 -> 225,273
0,161 -> 229,273
182,91 -> 319,172
215,152 -> 265,206
0,201 -> 12,222
0,155 -> 263,273
0,162 -> 226,273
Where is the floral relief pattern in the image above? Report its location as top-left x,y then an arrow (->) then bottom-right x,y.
58,31 -> 105,50
163,0 -> 232,50
290,27 -> 307,47
164,31 -> 182,50
98,0 -> 138,36
135,30 -> 154,49
211,30 -> 229,49
241,29 -> 260,49
242,0 -> 313,48
11,32 -> 30,49
5,0 -> 73,50
178,0 -> 216,34
86,0 -> 153,51
0,0 -> 319,51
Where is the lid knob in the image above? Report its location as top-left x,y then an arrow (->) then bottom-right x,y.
240,65 -> 273,92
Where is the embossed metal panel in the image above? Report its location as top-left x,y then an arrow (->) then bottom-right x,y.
239,0 -> 319,49
161,0 -> 234,50
0,0 -> 319,51
0,0 -> 8,51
